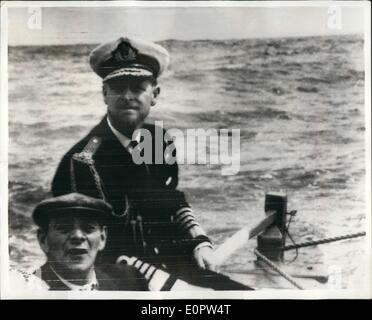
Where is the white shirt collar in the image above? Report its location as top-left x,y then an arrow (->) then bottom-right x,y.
50,264 -> 99,291
107,117 -> 141,152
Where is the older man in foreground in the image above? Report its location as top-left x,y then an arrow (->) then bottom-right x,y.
32,193 -> 148,291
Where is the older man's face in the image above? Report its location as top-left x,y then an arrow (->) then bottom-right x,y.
103,77 -> 159,133
38,214 -> 107,276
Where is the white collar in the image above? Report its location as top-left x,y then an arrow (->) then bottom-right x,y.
50,264 -> 99,291
107,117 -> 142,152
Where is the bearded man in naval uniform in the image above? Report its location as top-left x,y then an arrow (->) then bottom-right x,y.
51,37 -> 217,276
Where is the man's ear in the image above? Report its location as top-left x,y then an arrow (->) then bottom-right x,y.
151,86 -> 160,107
37,229 -> 49,254
98,226 -> 107,251
102,83 -> 108,105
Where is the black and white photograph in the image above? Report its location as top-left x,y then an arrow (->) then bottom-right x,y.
1,1 -> 371,299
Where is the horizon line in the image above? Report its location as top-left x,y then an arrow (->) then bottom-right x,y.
8,32 -> 364,47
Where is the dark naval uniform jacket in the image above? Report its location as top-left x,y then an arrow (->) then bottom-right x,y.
52,116 -> 211,268
36,263 -> 148,291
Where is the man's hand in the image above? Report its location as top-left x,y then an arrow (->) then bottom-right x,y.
193,243 -> 218,272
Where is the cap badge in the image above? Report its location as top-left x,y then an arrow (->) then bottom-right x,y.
113,42 -> 137,62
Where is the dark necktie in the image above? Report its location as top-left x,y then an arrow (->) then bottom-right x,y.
128,140 -> 139,150
128,138 -> 145,156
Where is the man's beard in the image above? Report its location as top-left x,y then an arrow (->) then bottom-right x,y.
108,111 -> 144,136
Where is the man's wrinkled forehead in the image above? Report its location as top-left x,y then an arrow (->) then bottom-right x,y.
48,212 -> 102,227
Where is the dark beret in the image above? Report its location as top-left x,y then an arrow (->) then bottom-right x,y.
89,37 -> 169,82
33,193 -> 113,228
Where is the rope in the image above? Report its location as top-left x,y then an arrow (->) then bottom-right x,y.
283,212 -> 299,262
254,249 -> 305,290
282,232 -> 366,251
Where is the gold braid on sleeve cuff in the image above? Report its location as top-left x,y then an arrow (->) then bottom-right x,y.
174,207 -> 209,240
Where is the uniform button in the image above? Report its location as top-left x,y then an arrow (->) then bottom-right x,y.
165,177 -> 172,186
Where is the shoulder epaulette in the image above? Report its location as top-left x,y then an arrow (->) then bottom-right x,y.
70,136 -> 106,200
72,136 -> 102,163
81,136 -> 102,158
